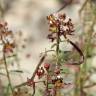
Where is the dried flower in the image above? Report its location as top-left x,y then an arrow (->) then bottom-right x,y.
0,22 -> 15,53
52,76 -> 63,88
47,13 -> 74,42
4,43 -> 15,53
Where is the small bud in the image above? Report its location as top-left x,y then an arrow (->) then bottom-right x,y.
44,63 -> 50,70
36,67 -> 44,79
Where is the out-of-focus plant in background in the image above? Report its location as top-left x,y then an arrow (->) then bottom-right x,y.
0,0 -> 96,96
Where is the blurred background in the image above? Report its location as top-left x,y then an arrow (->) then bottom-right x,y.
0,0 -> 96,96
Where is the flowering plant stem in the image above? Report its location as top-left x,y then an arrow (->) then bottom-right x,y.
3,53 -> 14,96
1,35 -> 14,96
55,29 -> 61,96
14,54 -> 46,89
56,29 -> 60,65
74,1 -> 96,96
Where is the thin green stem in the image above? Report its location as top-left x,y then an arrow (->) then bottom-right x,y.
46,70 -> 49,92
55,28 -> 61,96
1,35 -> 14,96
3,50 -> 14,96
56,30 -> 60,65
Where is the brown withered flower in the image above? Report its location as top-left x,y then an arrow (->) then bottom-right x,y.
0,22 -> 15,53
0,22 -> 13,36
47,13 -> 74,42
